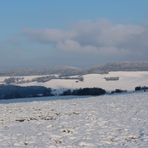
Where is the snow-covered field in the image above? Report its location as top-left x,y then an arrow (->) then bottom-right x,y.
1,71 -> 148,92
0,92 -> 148,147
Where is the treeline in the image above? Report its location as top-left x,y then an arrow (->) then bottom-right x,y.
0,84 -> 148,100
0,85 -> 52,99
0,85 -> 107,100
135,86 -> 148,92
62,86 -> 148,96
62,88 -> 106,96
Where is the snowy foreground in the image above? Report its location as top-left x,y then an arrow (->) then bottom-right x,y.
0,92 -> 148,147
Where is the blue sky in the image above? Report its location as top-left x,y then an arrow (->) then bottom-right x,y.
0,0 -> 148,70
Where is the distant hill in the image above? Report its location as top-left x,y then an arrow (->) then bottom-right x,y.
86,61 -> 148,74
0,66 -> 83,76
0,61 -> 148,76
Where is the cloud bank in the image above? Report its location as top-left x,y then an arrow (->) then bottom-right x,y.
23,20 -> 148,57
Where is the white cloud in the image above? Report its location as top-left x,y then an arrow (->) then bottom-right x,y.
23,20 -> 148,57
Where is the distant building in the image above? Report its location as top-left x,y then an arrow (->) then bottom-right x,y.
104,77 -> 119,81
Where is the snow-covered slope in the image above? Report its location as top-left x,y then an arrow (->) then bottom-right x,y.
46,71 -> 148,91
1,71 -> 148,91
0,92 -> 148,147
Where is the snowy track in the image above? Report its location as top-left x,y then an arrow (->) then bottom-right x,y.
0,92 -> 148,147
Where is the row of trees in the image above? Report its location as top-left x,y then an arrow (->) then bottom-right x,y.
0,85 -> 107,99
62,88 -> 106,96
0,84 -> 147,100
0,85 -> 52,99
135,86 -> 148,91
